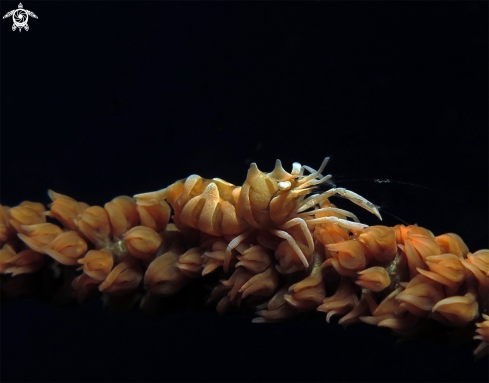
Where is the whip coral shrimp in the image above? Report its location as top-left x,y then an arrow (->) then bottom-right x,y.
134,158 -> 381,268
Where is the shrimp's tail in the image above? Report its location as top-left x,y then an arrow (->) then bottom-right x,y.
134,187 -> 169,206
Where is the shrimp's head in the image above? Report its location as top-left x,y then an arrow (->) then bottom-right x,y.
237,158 -> 332,228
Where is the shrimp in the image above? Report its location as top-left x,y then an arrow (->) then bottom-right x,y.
134,158 -> 381,268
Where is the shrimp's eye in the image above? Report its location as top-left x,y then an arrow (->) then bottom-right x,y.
291,162 -> 302,175
277,181 -> 291,191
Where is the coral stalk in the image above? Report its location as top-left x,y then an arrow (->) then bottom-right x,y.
1,158 -> 487,358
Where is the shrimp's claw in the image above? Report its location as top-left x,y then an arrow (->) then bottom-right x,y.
330,188 -> 382,220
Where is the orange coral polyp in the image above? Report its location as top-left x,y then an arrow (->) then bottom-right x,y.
356,266 -> 390,292
99,256 -> 143,295
326,240 -> 368,271
8,203 -> 46,233
76,206 -> 112,248
48,190 -> 89,231
19,223 -> 64,246
175,247 -> 204,278
356,226 -> 397,262
235,245 -> 273,274
475,314 -> 489,342
394,224 -> 434,244
124,226 -> 163,262
0,245 -> 44,276
425,254 -> 466,283
467,249 -> 489,275
44,231 -> 88,266
432,292 -> 479,326
396,275 -> 445,315
317,278 -> 358,322
136,201 -> 171,233
144,249 -> 187,295
408,234 -> 442,262
104,196 -> 139,239
434,233 -> 470,257
78,249 -> 114,281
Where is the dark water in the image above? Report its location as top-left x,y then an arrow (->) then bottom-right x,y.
2,2 -> 487,381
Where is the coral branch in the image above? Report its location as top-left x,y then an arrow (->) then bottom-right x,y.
1,159 -> 488,357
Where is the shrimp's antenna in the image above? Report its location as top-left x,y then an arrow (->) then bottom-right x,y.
375,207 -> 410,225
335,177 -> 468,206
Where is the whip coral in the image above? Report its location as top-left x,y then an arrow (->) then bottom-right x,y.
1,157 -> 488,358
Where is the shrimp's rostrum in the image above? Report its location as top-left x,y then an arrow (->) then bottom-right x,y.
134,158 -> 381,268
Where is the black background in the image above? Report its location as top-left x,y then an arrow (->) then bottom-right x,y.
1,1 -> 488,382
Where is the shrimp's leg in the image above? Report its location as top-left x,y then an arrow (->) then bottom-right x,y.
298,187 -> 381,220
281,218 -> 314,255
271,229 -> 309,268
304,216 -> 369,231
225,228 -> 254,256
297,207 -> 360,222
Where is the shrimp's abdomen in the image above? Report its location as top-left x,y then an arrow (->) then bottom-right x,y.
143,175 -> 248,237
